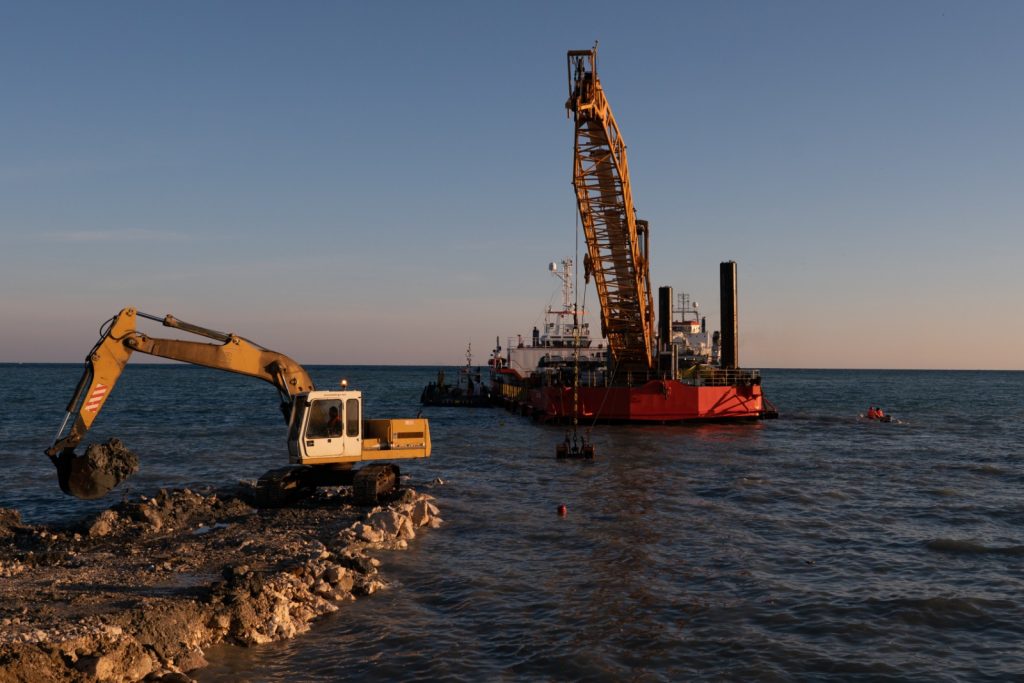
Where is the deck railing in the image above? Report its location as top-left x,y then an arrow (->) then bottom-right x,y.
533,366 -> 761,389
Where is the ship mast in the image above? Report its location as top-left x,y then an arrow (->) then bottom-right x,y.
548,258 -> 576,322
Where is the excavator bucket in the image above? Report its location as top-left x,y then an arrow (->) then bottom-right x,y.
53,438 -> 139,500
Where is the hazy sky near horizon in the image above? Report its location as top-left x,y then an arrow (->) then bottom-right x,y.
2,1 -> 1022,369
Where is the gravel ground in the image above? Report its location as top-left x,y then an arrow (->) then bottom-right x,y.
0,481 -> 442,682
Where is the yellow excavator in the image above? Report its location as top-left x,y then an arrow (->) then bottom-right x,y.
46,307 -> 430,504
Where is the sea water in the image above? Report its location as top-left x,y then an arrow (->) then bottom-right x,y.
2,366 -> 1022,680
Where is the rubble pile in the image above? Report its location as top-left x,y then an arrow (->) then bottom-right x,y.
0,484 -> 443,682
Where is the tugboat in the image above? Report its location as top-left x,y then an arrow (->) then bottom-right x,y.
420,343 -> 492,408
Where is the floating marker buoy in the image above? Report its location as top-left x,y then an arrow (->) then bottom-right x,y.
557,504 -> 567,516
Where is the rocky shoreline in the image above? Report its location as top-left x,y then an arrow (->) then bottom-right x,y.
0,482 -> 442,682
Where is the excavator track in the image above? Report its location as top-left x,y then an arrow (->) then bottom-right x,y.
252,463 -> 399,508
252,466 -> 317,508
352,464 -> 400,506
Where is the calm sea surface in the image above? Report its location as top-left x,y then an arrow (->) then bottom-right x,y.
2,365 -> 1022,680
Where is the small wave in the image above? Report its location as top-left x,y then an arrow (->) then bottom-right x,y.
884,595 -> 1009,628
970,464 -> 1006,475
787,413 -> 850,424
936,463 -> 1008,476
926,538 -> 1024,556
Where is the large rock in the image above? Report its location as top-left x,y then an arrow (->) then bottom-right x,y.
354,522 -> 382,544
88,509 -> 119,537
73,638 -> 154,683
0,508 -> 21,539
368,510 -> 415,540
410,499 -> 440,527
323,565 -> 354,593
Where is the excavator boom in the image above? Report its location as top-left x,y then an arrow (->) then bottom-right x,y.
47,307 -> 315,498
566,46 -> 655,374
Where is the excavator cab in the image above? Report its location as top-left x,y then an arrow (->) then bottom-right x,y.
281,388 -> 431,505
287,389 -> 431,467
288,390 -> 364,464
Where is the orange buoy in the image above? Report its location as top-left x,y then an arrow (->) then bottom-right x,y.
557,504 -> 567,516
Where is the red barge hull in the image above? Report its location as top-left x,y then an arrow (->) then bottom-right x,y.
528,381 -> 763,423
491,368 -> 767,423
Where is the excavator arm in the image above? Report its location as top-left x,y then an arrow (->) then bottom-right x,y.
47,307 -> 315,498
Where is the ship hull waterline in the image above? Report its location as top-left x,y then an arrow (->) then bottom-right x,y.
492,373 -> 765,423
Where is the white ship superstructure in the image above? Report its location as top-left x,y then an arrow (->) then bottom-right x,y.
491,258 -> 607,378
670,292 -> 720,366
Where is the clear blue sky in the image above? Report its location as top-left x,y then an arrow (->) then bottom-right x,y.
2,1 -> 1021,369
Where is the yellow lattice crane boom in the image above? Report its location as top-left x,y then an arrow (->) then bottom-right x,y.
566,45 -> 655,375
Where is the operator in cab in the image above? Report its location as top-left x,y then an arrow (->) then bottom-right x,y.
327,406 -> 343,436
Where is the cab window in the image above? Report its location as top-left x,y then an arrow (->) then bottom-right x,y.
345,398 -> 360,436
307,399 -> 343,439
288,395 -> 309,443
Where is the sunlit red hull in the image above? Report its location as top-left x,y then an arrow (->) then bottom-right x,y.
488,370 -> 765,423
